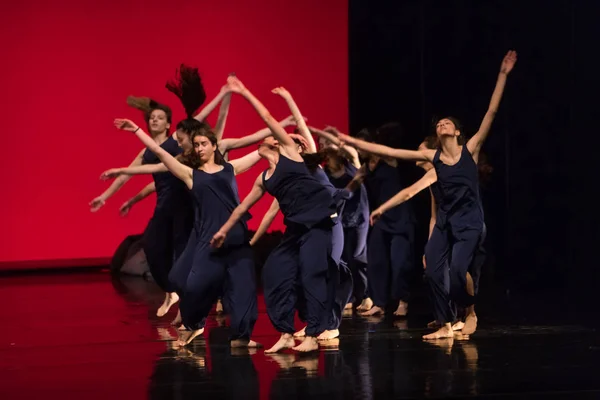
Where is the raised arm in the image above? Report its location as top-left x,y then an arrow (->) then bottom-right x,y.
213,92 -> 232,141
340,133 -> 433,162
89,148 -> 145,212
249,198 -> 280,246
226,76 -> 301,160
467,50 -> 517,159
210,174 -> 267,248
370,168 -> 438,226
114,119 -> 194,189
193,86 -> 230,123
100,163 -> 168,181
272,88 -> 317,153
310,126 -> 361,168
119,182 -> 156,217
217,116 -> 297,154
229,150 -> 262,175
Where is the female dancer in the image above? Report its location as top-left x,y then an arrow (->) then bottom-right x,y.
211,76 -> 337,353
315,126 -> 415,318
113,115 -> 261,347
310,127 -> 372,312
370,136 -> 489,331
338,50 -> 517,338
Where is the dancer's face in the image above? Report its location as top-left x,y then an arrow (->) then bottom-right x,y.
415,142 -> 433,170
258,137 -> 279,158
435,118 -> 460,139
148,110 -> 170,134
193,134 -> 216,163
175,130 -> 193,151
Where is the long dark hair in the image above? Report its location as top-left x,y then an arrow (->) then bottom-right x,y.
166,64 -> 207,120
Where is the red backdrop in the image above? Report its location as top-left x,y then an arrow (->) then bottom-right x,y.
0,0 -> 348,267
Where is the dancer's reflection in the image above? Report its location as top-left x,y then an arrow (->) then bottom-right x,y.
149,323 -> 260,399
422,335 -> 479,398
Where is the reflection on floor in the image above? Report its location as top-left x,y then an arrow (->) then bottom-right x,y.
1,271 -> 599,399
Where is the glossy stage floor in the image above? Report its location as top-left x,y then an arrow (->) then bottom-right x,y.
1,270 -> 599,399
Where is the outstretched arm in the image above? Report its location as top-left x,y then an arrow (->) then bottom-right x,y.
340,133 -> 433,162
119,182 -> 156,217
249,198 -> 280,246
229,150 -> 262,175
193,86 -> 230,123
114,119 -> 194,189
226,76 -> 301,161
89,148 -> 145,212
370,168 -> 437,226
210,174 -> 267,248
467,50 -> 517,160
100,163 -> 168,180
217,116 -> 298,154
272,88 -> 317,153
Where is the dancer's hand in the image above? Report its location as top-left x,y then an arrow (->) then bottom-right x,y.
323,126 -> 340,135
500,50 -> 517,75
370,209 -> 383,226
226,76 -> 246,94
272,87 -> 292,99
114,118 -> 139,132
119,201 -> 133,217
100,168 -> 123,181
210,231 -> 227,248
89,196 -> 106,212
422,255 -> 427,269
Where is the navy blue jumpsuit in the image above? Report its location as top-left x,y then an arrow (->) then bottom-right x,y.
425,146 -> 485,324
262,155 -> 337,338
141,136 -> 194,293
364,160 -> 415,309
169,163 -> 257,339
326,161 -> 370,304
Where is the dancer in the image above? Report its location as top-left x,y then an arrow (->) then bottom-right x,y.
113,115 -> 261,348
370,136 -> 489,330
211,76 -> 337,353
338,50 -> 517,338
326,126 -> 415,318
310,126 -> 372,312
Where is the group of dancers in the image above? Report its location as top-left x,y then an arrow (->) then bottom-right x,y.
90,50 -> 517,352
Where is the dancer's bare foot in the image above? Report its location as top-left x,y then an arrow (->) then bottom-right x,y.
423,323 -> 454,340
215,299 -> 224,314
264,333 -> 295,354
462,310 -> 478,335
230,339 -> 262,348
176,327 -> 204,346
393,301 -> 408,317
171,309 -> 182,326
157,292 -> 179,317
317,329 -> 339,340
292,336 -> 319,352
177,324 -> 188,331
344,302 -> 353,310
452,321 -> 465,331
360,305 -> 384,316
294,326 -> 306,338
357,297 -> 373,311
319,338 -> 340,349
